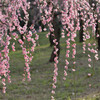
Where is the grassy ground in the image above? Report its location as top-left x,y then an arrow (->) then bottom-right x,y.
0,32 -> 100,100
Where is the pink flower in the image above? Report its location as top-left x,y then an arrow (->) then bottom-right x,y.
88,73 -> 91,77
72,69 -> 76,72
66,50 -> 70,53
18,39 -> 24,44
88,58 -> 92,62
67,46 -> 70,48
65,60 -> 69,65
35,34 -> 39,40
39,26 -> 42,32
72,44 -> 76,48
73,62 -> 76,64
66,54 -> 69,58
64,70 -> 67,76
88,43 -> 91,46
12,43 -> 15,51
63,77 -> 66,80
51,96 -> 55,100
51,90 -> 55,94
88,64 -> 91,68
43,28 -> 47,31
52,84 -> 56,89
67,33 -> 70,37
3,87 -> 6,93
53,76 -> 57,83
65,66 -> 68,70
89,84 -> 91,87
50,28 -> 54,32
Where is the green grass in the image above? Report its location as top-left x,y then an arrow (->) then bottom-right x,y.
0,31 -> 100,100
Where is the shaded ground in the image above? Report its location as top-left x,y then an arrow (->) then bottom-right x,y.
0,32 -> 100,100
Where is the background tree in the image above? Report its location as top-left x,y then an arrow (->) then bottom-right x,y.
49,11 -> 62,62
78,11 -> 84,42
89,0 -> 100,50
0,0 -> 100,97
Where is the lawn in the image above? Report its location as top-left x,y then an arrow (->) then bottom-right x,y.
0,32 -> 100,100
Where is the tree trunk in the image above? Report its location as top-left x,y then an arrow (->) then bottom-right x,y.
78,10 -> 84,42
48,7 -> 61,62
79,18 -> 84,42
49,17 -> 61,62
49,41 -> 60,62
96,21 -> 100,50
49,32 -> 55,47
97,37 -> 100,50
89,0 -> 100,50
21,34 -> 24,41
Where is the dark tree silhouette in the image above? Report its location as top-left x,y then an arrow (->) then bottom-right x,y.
89,0 -> 100,50
79,18 -> 84,42
49,11 -> 61,62
19,0 -> 40,41
78,11 -> 84,42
